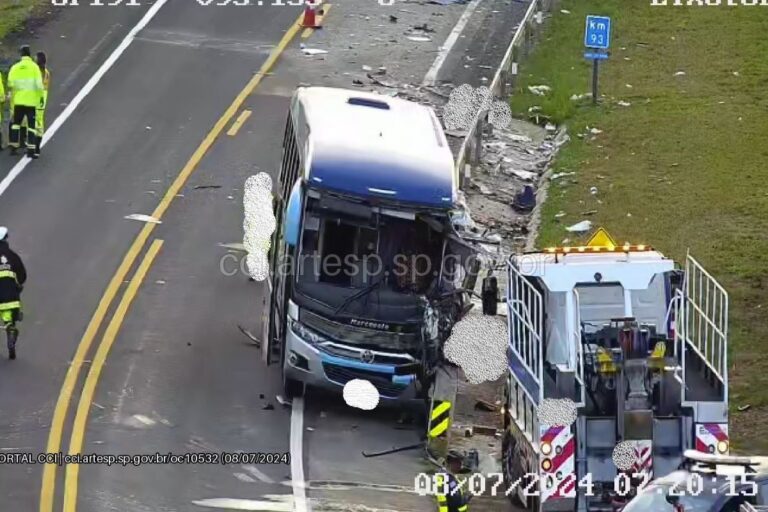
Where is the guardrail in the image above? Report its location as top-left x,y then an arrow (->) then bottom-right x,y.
454,0 -> 557,188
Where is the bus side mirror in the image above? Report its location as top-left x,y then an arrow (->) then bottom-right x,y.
285,179 -> 302,247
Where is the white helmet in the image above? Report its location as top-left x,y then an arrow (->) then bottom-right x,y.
0,227 -> 7,241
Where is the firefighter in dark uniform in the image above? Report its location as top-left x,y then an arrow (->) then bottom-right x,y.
0,227 -> 27,359
435,450 -> 470,512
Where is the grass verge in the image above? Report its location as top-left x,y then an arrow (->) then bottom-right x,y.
510,0 -> 768,451
0,0 -> 45,42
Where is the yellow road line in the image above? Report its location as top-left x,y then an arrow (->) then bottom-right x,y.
39,12 -> 304,512
301,4 -> 332,39
63,239 -> 164,512
227,109 -> 253,137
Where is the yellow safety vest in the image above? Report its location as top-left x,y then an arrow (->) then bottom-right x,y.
8,56 -> 43,108
40,68 -> 50,109
435,473 -> 469,512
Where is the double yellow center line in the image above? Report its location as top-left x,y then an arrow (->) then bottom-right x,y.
39,13 -> 304,512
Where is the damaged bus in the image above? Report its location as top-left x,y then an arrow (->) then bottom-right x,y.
261,87 -> 482,404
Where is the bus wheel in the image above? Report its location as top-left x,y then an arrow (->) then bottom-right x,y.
283,373 -> 304,399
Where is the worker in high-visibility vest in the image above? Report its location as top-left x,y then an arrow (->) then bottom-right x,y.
7,45 -> 43,158
435,451 -> 470,512
0,68 -> 5,149
34,51 -> 49,158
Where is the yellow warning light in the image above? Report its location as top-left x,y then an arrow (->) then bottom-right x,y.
544,227 -> 652,255
542,459 -> 552,471
586,227 -> 618,249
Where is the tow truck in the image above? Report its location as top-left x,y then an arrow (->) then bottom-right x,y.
500,228 -> 731,511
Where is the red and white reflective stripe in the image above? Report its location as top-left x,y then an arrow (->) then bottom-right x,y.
695,423 -> 729,454
539,425 -> 576,502
629,440 -> 653,481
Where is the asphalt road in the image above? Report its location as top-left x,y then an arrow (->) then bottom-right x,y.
0,1 -> 527,511
0,2 -> 301,511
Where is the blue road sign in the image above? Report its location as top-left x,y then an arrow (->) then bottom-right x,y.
584,52 -> 609,60
584,15 -> 611,50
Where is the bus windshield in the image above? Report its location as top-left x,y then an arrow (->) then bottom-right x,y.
292,194 -> 455,320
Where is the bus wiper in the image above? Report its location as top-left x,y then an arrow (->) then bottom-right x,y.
334,277 -> 384,316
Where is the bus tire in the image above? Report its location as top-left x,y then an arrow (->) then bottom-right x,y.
283,373 -> 304,399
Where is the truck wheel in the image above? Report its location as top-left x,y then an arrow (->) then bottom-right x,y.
503,431 -> 525,507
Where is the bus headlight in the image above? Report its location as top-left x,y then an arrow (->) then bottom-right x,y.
289,319 -> 326,345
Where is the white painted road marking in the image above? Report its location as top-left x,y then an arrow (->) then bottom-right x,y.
422,0 -> 483,87
290,396 -> 310,512
192,497 -> 293,511
242,464 -> 276,485
0,0 -> 170,197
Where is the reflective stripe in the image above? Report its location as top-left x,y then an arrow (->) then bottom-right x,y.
458,506 -> 468,511
10,77 -> 41,91
0,301 -> 21,310
0,270 -> 17,279
438,508 -> 448,512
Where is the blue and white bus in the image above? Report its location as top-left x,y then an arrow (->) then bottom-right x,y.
262,87 -> 480,404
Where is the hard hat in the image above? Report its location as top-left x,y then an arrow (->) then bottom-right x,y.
0,227 -> 7,241
19,45 -> 30,56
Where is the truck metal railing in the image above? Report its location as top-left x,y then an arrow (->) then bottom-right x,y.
572,289 -> 586,407
678,253 -> 729,402
741,504 -> 768,512
507,260 -> 544,405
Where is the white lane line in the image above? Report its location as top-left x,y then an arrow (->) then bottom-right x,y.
242,464 -> 276,485
422,0 -> 483,87
192,498 -> 293,511
0,0 -> 170,197
290,396 -> 310,512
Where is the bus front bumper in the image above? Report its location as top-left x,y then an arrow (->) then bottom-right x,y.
283,327 -> 421,405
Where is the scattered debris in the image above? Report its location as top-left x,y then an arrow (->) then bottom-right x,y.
733,71 -> 740,76
571,93 -> 591,101
513,185 -> 536,213
738,404 -> 751,412
560,9 -> 571,14
193,184 -> 221,190
528,85 -> 551,96
510,169 -> 537,181
302,48 -> 328,56
362,65 -> 372,71
237,325 -> 261,346
124,214 -> 161,224
545,122 -> 557,132
407,35 -> 431,42
590,186 -> 598,195
551,171 -> 576,180
617,100 -> 631,107
589,127 -> 603,135
155,279 -> 166,285
625,83 -> 633,88
389,14 -> 398,23
566,220 -> 593,233
262,403 -> 275,411
276,395 -> 292,407
219,242 -> 247,251
474,399 -> 497,412
674,71 -> 686,76
555,211 -> 566,218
